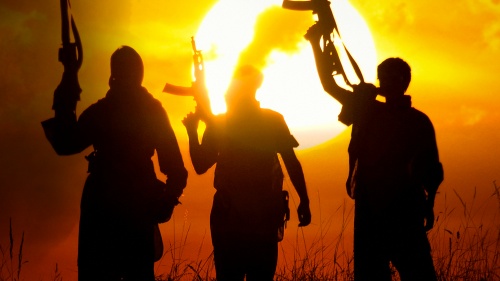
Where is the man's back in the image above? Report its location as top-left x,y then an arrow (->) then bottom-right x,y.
213,108 -> 293,191
183,64 -> 311,281
80,87 -> 163,173
206,107 -> 296,240
353,100 -> 438,213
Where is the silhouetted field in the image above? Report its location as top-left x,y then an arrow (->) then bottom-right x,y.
2,183 -> 499,281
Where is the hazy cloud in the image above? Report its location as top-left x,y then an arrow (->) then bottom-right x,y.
465,0 -> 500,13
236,5 -> 311,70
483,22 -> 500,50
351,0 -> 414,33
460,106 -> 487,126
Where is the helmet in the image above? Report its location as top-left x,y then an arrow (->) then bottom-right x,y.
225,65 -> 264,104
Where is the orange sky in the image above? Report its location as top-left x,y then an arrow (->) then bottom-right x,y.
1,0 -> 499,280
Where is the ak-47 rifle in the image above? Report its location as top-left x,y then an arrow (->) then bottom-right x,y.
283,0 -> 364,87
163,37 -> 212,123
53,0 -> 83,118
41,0 -> 83,153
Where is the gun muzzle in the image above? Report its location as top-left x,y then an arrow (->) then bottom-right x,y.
282,0 -> 315,11
283,0 -> 331,11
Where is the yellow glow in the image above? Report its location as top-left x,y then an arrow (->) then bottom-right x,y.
196,0 -> 376,148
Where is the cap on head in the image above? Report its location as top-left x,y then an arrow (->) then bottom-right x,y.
232,65 -> 264,88
377,57 -> 411,93
110,46 -> 144,87
225,65 -> 264,105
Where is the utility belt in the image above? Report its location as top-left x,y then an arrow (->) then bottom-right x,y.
278,190 -> 290,242
85,150 -> 154,177
85,150 -> 97,173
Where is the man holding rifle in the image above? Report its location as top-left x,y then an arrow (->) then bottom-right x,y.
43,10 -> 187,277
305,21 -> 443,280
182,65 -> 311,281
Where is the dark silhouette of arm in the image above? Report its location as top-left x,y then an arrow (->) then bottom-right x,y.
414,116 -> 444,230
183,113 -> 217,174
280,148 -> 311,227
421,132 -> 443,231
42,108 -> 92,155
156,108 -> 188,195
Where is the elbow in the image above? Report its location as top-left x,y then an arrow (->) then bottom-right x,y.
55,149 -> 74,156
190,153 -> 215,175
193,164 -> 209,175
322,82 -> 339,96
191,158 -> 213,174
51,143 -> 84,156
320,79 -> 339,96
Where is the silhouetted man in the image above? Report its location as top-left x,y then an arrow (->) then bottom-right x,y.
42,46 -> 188,281
183,65 -> 311,281
306,26 -> 443,281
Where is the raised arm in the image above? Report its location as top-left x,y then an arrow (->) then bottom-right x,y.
305,24 -> 352,105
182,112 -> 218,174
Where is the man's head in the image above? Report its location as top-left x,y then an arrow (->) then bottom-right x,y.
109,46 -> 144,88
377,57 -> 411,98
225,65 -> 264,108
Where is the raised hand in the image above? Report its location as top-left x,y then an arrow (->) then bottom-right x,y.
182,112 -> 199,135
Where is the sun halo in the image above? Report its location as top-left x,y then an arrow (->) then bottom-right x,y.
195,0 -> 377,149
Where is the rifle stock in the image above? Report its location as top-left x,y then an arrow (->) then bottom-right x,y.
283,0 -> 363,86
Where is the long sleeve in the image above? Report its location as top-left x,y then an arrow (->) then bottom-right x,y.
155,108 -> 188,193
188,122 -> 218,175
42,110 -> 92,156
413,115 -> 443,197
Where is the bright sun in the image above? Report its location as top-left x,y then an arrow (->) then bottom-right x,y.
195,0 -> 377,149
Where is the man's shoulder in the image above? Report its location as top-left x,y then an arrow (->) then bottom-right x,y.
137,88 -> 164,109
215,109 -> 285,122
81,97 -> 106,116
259,108 -> 285,121
408,107 -> 433,123
405,107 -> 437,136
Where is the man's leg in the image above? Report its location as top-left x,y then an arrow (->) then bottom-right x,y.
353,204 -> 392,281
354,229 -> 392,281
391,227 -> 437,281
246,241 -> 278,281
213,238 -> 246,281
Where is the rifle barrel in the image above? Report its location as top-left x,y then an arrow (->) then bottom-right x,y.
60,0 -> 70,46
163,83 -> 194,96
282,0 -> 315,11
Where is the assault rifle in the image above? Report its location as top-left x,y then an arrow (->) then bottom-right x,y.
53,0 -> 83,117
163,37 -> 212,123
42,0 -> 83,152
282,0 -> 363,86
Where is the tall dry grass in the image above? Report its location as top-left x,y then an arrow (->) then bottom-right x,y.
429,182 -> 500,281
274,197 -> 355,281
155,217 -> 215,281
2,182 -> 499,280
0,219 -> 25,281
155,182 -> 500,281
